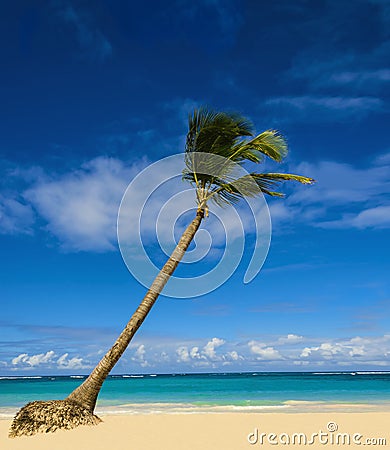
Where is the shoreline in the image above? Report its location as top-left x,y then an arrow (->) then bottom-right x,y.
1,412 -> 390,449
1,400 -> 390,420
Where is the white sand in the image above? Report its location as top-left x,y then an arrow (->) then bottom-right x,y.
1,411 -> 389,450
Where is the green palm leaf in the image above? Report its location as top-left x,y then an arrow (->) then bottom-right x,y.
183,106 -> 315,211
238,131 -> 288,162
207,172 -> 314,205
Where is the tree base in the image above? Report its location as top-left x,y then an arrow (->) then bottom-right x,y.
9,399 -> 102,438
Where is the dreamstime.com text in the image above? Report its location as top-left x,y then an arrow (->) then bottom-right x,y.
247,422 -> 387,446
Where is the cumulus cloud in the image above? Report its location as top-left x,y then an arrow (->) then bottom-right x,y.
12,351 -> 55,367
190,346 -> 202,359
7,334 -> 390,373
10,350 -> 88,370
300,336 -> 390,364
131,344 -> 149,367
57,353 -> 89,370
176,346 -> 191,363
161,334 -> 390,369
248,341 -> 283,360
176,338 -> 227,365
24,157 -> 145,251
227,350 -> 240,361
203,337 -> 225,360
300,343 -> 343,359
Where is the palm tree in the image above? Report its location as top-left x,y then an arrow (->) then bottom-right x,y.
9,107 -> 314,437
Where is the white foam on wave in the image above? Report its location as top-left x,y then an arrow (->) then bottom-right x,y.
0,376 -> 43,380
356,371 -> 390,375
314,371 -> 390,376
95,402 -> 290,416
313,372 -> 356,375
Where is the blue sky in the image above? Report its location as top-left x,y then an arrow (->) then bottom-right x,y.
0,0 -> 389,375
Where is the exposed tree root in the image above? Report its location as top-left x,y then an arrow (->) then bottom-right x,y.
9,399 -> 102,438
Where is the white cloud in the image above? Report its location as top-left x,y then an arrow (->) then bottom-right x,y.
11,351 -> 55,367
248,341 -> 282,360
299,336 -> 390,364
176,346 -> 190,363
292,160 -> 389,205
300,348 -> 312,358
11,354 -> 29,366
190,346 -> 202,359
347,205 -> 390,229
349,346 -> 366,357
176,338 -> 226,365
273,157 -> 390,230
10,350 -> 88,370
7,334 -> 390,373
278,334 -> 303,344
202,337 -> 225,360
1,151 -> 388,253
227,350 -> 240,361
25,157 -> 145,251
131,344 -> 149,367
319,206 -> 390,230
300,342 -> 339,360
57,353 -> 88,370
1,154 -> 268,256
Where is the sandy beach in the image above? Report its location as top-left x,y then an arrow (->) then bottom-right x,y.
1,411 -> 389,450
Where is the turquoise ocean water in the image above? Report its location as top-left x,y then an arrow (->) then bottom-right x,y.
1,372 -> 390,417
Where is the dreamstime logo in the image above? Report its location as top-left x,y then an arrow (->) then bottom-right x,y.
117,153 -> 272,298
247,422 -> 387,446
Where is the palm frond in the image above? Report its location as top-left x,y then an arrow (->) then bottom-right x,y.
183,107 -> 315,209
207,174 -> 263,207
254,173 -> 315,185
237,131 -> 288,162
207,171 -> 315,205
186,107 -> 254,157
250,172 -> 315,197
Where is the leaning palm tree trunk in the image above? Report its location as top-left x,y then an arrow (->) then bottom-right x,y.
9,210 -> 204,437
66,209 -> 204,410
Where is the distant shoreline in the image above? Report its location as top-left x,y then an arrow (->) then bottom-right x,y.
2,400 -> 390,420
